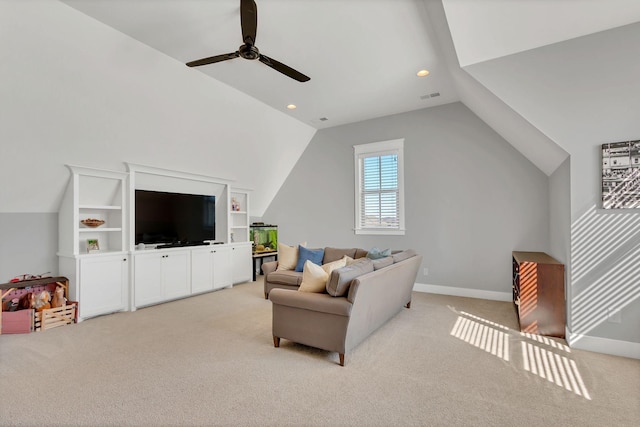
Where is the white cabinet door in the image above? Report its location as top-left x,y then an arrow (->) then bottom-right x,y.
231,243 -> 252,284
191,248 -> 214,294
212,246 -> 232,290
134,253 -> 164,307
79,254 -> 128,319
163,251 -> 190,299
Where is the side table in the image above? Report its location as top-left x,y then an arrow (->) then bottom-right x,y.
252,251 -> 278,281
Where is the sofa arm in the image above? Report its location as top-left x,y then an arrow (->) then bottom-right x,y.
269,289 -> 352,317
262,260 -> 279,276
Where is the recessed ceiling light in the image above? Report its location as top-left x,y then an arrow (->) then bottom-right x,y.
417,69 -> 430,77
287,104 -> 297,110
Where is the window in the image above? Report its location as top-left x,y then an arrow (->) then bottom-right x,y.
354,139 -> 405,235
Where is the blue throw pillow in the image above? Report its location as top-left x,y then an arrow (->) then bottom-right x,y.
366,247 -> 391,260
295,246 -> 325,272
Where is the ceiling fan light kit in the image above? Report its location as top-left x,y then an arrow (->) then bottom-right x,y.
186,0 -> 310,83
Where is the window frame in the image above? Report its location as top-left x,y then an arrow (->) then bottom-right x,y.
353,138 -> 405,235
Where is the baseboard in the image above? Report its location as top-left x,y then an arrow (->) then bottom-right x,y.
566,326 -> 640,360
413,282 -> 511,302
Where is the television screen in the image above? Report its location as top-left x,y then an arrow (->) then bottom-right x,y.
135,190 -> 215,245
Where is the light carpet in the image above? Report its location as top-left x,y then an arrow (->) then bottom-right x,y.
0,278 -> 638,426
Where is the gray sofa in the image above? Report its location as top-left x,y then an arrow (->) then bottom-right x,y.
268,249 -> 422,366
261,247 -> 369,299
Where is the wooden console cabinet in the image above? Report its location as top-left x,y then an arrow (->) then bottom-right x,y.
512,251 -> 565,338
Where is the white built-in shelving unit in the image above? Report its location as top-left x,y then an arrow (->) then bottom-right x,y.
58,165 -> 129,320
58,163 -> 254,320
229,189 -> 250,243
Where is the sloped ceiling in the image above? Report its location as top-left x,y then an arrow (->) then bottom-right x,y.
2,0 -> 639,214
442,0 -> 640,67
61,0 -> 460,129
59,0 -> 640,179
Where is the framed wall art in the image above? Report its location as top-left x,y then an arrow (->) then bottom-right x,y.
87,239 -> 100,253
601,140 -> 640,209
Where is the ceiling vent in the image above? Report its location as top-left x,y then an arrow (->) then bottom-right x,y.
420,92 -> 441,100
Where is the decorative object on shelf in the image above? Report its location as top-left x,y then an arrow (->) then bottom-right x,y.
81,218 -> 105,228
87,239 -> 100,253
231,197 -> 240,211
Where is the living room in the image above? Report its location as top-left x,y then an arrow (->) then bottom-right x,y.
1,1 -> 639,424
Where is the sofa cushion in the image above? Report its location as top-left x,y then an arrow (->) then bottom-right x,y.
326,258 -> 374,297
322,257 -> 348,277
295,246 -> 325,272
323,247 -> 357,264
366,247 -> 392,260
298,260 -> 329,293
354,248 -> 368,259
372,256 -> 394,270
267,270 -> 303,286
276,242 -> 306,271
392,249 -> 416,263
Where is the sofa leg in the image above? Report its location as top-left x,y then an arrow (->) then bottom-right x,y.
265,292 -> 269,300
273,336 -> 280,348
405,301 -> 411,309
339,353 -> 345,366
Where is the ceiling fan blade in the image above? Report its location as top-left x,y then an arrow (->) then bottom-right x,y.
240,0 -> 257,46
259,54 -> 310,82
186,52 -> 240,67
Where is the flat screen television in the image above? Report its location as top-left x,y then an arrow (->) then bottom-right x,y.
135,190 -> 215,246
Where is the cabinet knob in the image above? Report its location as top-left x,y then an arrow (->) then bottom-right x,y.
123,258 -> 127,262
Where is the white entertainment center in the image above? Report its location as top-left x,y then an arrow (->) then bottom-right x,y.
58,163 -> 252,321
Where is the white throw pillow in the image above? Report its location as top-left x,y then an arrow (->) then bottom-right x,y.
298,260 -> 329,293
343,255 -> 357,265
276,241 -> 306,271
322,257 -> 347,277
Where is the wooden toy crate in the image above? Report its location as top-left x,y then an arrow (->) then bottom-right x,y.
34,301 -> 78,331
1,276 -> 75,334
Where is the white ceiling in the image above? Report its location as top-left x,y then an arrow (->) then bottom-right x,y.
59,0 -> 640,146
61,0 -> 459,130
442,0 -> 640,67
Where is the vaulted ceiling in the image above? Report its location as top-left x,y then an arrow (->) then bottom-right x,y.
60,0 -> 640,177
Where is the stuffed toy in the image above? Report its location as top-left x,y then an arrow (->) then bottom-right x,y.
33,290 -> 51,312
51,285 -> 67,308
18,292 -> 34,310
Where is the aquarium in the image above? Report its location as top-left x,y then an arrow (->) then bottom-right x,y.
250,224 -> 278,253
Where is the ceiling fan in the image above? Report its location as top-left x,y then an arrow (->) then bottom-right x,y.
186,0 -> 310,82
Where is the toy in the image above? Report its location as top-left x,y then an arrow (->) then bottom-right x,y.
18,292 -> 34,310
51,285 -> 67,308
33,290 -> 51,312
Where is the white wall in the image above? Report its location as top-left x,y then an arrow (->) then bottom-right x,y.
262,103 -> 550,294
0,0 -> 315,280
464,22 -> 640,345
0,0 -> 316,216
0,214 -> 58,282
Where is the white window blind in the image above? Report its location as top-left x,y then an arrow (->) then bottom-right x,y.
354,139 -> 405,235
